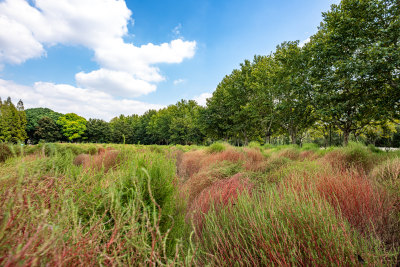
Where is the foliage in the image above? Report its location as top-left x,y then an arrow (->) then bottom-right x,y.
34,116 -> 62,142
57,113 -> 87,141
25,107 -> 63,143
0,143 -> 13,163
307,0 -> 400,145
0,97 -> 27,143
85,118 -> 112,143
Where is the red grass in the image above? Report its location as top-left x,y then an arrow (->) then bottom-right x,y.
299,150 -> 318,161
73,150 -> 120,172
243,148 -> 266,171
187,173 -> 252,233
177,150 -> 206,180
315,170 -> 399,245
205,149 -> 244,166
276,149 -> 300,160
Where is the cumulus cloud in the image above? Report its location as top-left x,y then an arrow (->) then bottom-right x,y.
0,0 -> 197,96
193,92 -> 212,106
0,15 -> 44,65
76,69 -> 156,97
0,79 -> 163,121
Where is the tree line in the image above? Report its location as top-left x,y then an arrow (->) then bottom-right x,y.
1,0 -> 399,147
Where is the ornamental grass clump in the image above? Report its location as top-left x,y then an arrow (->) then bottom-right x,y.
197,183 -> 394,266
187,173 -> 252,233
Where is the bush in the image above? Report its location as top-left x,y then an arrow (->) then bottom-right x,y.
301,143 -> 319,151
207,142 -> 226,154
0,143 -> 13,163
248,141 -> 261,149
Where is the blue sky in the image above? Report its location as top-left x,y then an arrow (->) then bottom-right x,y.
0,0 -> 339,120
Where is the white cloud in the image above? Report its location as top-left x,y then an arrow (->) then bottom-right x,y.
193,92 -> 212,106
173,78 -> 186,85
0,79 -> 163,121
0,15 -> 44,65
0,0 -> 197,95
299,37 -> 310,48
76,69 -> 156,97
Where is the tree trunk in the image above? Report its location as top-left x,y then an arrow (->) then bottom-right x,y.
343,130 -> 350,146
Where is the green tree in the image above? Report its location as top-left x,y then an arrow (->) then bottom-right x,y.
25,108 -> 63,143
57,113 -> 87,141
85,118 -> 112,143
308,0 -> 400,145
34,117 -> 62,142
0,97 -> 27,143
272,41 -> 316,144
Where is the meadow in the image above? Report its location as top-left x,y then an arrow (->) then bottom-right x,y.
0,142 -> 399,266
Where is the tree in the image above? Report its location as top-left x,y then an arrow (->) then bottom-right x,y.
0,97 -> 27,143
25,108 -> 63,143
308,0 -> 400,145
34,117 -> 62,142
57,113 -> 87,141
85,118 -> 112,143
272,41 -> 316,144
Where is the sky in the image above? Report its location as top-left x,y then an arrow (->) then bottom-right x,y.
0,0 -> 339,121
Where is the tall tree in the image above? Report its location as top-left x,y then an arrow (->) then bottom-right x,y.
308,0 -> 400,145
272,41 -> 316,144
34,117 -> 62,142
57,113 -> 87,142
0,97 -> 27,143
25,108 -> 63,143
85,118 -> 112,143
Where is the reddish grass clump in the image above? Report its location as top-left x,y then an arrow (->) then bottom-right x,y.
299,150 -> 318,161
187,173 -> 252,233
315,170 -> 399,246
276,148 -> 300,160
177,150 -> 206,180
206,149 -> 244,165
72,150 -> 120,172
73,154 -> 90,166
243,148 -> 266,171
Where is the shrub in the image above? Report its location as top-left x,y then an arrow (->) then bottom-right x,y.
0,143 -> 13,163
207,142 -> 226,154
301,143 -> 319,151
248,141 -> 261,149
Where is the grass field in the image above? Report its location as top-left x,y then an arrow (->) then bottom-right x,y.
0,142 -> 399,266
